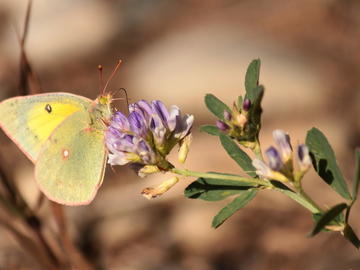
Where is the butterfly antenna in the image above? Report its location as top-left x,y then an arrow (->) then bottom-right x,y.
118,87 -> 130,113
98,64 -> 104,94
102,59 -> 122,95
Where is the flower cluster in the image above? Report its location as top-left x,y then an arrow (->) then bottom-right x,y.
252,130 -> 312,183
106,100 -> 194,177
216,98 -> 250,133
215,97 -> 261,149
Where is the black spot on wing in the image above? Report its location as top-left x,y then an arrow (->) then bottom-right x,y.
45,104 -> 52,113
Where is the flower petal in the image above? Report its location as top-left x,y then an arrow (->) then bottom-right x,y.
265,146 -> 283,171
128,111 -> 147,137
252,158 -> 273,178
111,111 -> 130,130
273,129 -> 292,162
168,105 -> 180,131
297,144 -> 311,171
152,100 -> 169,126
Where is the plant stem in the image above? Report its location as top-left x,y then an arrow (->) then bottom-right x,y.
298,188 -> 323,213
253,139 -> 263,160
172,167 -> 323,214
171,168 -> 271,187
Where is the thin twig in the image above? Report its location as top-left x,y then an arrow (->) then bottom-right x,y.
50,202 -> 94,270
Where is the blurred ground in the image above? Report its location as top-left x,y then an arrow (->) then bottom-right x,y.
0,0 -> 360,269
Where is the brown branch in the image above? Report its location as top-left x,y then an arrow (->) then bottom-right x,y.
50,202 -> 94,270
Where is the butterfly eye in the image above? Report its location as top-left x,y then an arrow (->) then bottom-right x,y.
45,104 -> 52,113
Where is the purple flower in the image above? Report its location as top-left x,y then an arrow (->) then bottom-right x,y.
273,129 -> 292,162
129,100 -> 153,119
152,100 -> 170,128
266,146 -> 283,171
252,130 -> 311,182
128,111 -> 148,137
252,158 -> 288,182
252,159 -> 273,178
297,144 -> 311,171
106,99 -> 194,175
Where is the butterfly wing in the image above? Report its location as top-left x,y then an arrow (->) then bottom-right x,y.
0,93 -> 92,162
35,110 -> 107,205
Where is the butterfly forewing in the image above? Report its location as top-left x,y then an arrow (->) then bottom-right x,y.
35,110 -> 107,205
0,93 -> 92,162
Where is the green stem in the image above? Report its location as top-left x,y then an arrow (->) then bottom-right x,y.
252,139 -> 263,160
293,180 -> 323,213
171,168 -> 271,187
298,189 -> 322,213
172,167 -> 323,214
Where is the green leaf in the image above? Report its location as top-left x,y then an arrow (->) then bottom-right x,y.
352,148 -> 360,202
212,190 -> 257,228
200,125 -> 221,136
245,59 -> 261,96
312,212 -> 344,229
237,95 -> 243,109
247,85 -> 264,127
184,176 -> 255,201
271,181 -> 321,214
306,128 -> 351,200
343,225 -> 360,249
204,94 -> 231,120
309,203 -> 347,237
219,134 -> 256,177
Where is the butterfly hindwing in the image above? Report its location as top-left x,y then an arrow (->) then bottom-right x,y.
0,93 -> 92,162
35,110 -> 107,205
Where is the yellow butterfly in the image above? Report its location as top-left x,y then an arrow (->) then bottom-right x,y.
0,63 -> 120,206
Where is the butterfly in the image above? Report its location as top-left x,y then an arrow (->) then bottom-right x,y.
0,62 -> 121,206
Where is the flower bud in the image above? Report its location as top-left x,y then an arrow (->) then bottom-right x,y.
138,165 -> 161,178
242,98 -> 251,111
252,159 -> 288,182
265,146 -> 283,171
141,177 -> 179,199
223,110 -> 232,121
273,129 -> 292,162
234,113 -> 247,128
216,120 -> 230,131
178,134 -> 192,164
297,144 -> 312,172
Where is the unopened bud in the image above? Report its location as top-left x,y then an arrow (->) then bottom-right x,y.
138,165 -> 160,177
223,110 -> 232,121
297,144 -> 311,172
273,130 -> 292,162
178,134 -> 192,163
266,146 -> 283,171
216,120 -> 229,131
234,113 -> 247,127
242,98 -> 251,111
141,177 -> 179,199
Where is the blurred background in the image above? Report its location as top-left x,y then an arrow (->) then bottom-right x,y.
0,0 -> 360,269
